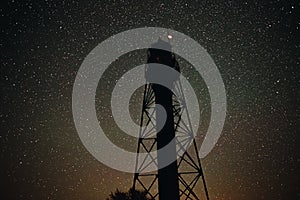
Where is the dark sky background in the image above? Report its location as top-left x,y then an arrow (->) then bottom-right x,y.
1,0 -> 300,199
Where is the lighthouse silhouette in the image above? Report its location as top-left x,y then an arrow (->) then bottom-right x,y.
133,36 -> 209,200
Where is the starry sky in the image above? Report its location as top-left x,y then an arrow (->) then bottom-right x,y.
1,0 -> 300,199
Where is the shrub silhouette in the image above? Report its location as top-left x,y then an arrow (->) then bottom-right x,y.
106,188 -> 150,200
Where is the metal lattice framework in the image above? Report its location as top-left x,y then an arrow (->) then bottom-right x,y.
133,80 -> 209,200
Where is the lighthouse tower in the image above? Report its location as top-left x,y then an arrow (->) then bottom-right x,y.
133,36 -> 209,200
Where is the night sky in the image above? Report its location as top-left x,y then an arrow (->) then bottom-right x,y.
1,0 -> 300,199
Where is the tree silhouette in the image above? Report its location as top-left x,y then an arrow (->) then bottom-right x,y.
106,188 -> 151,200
